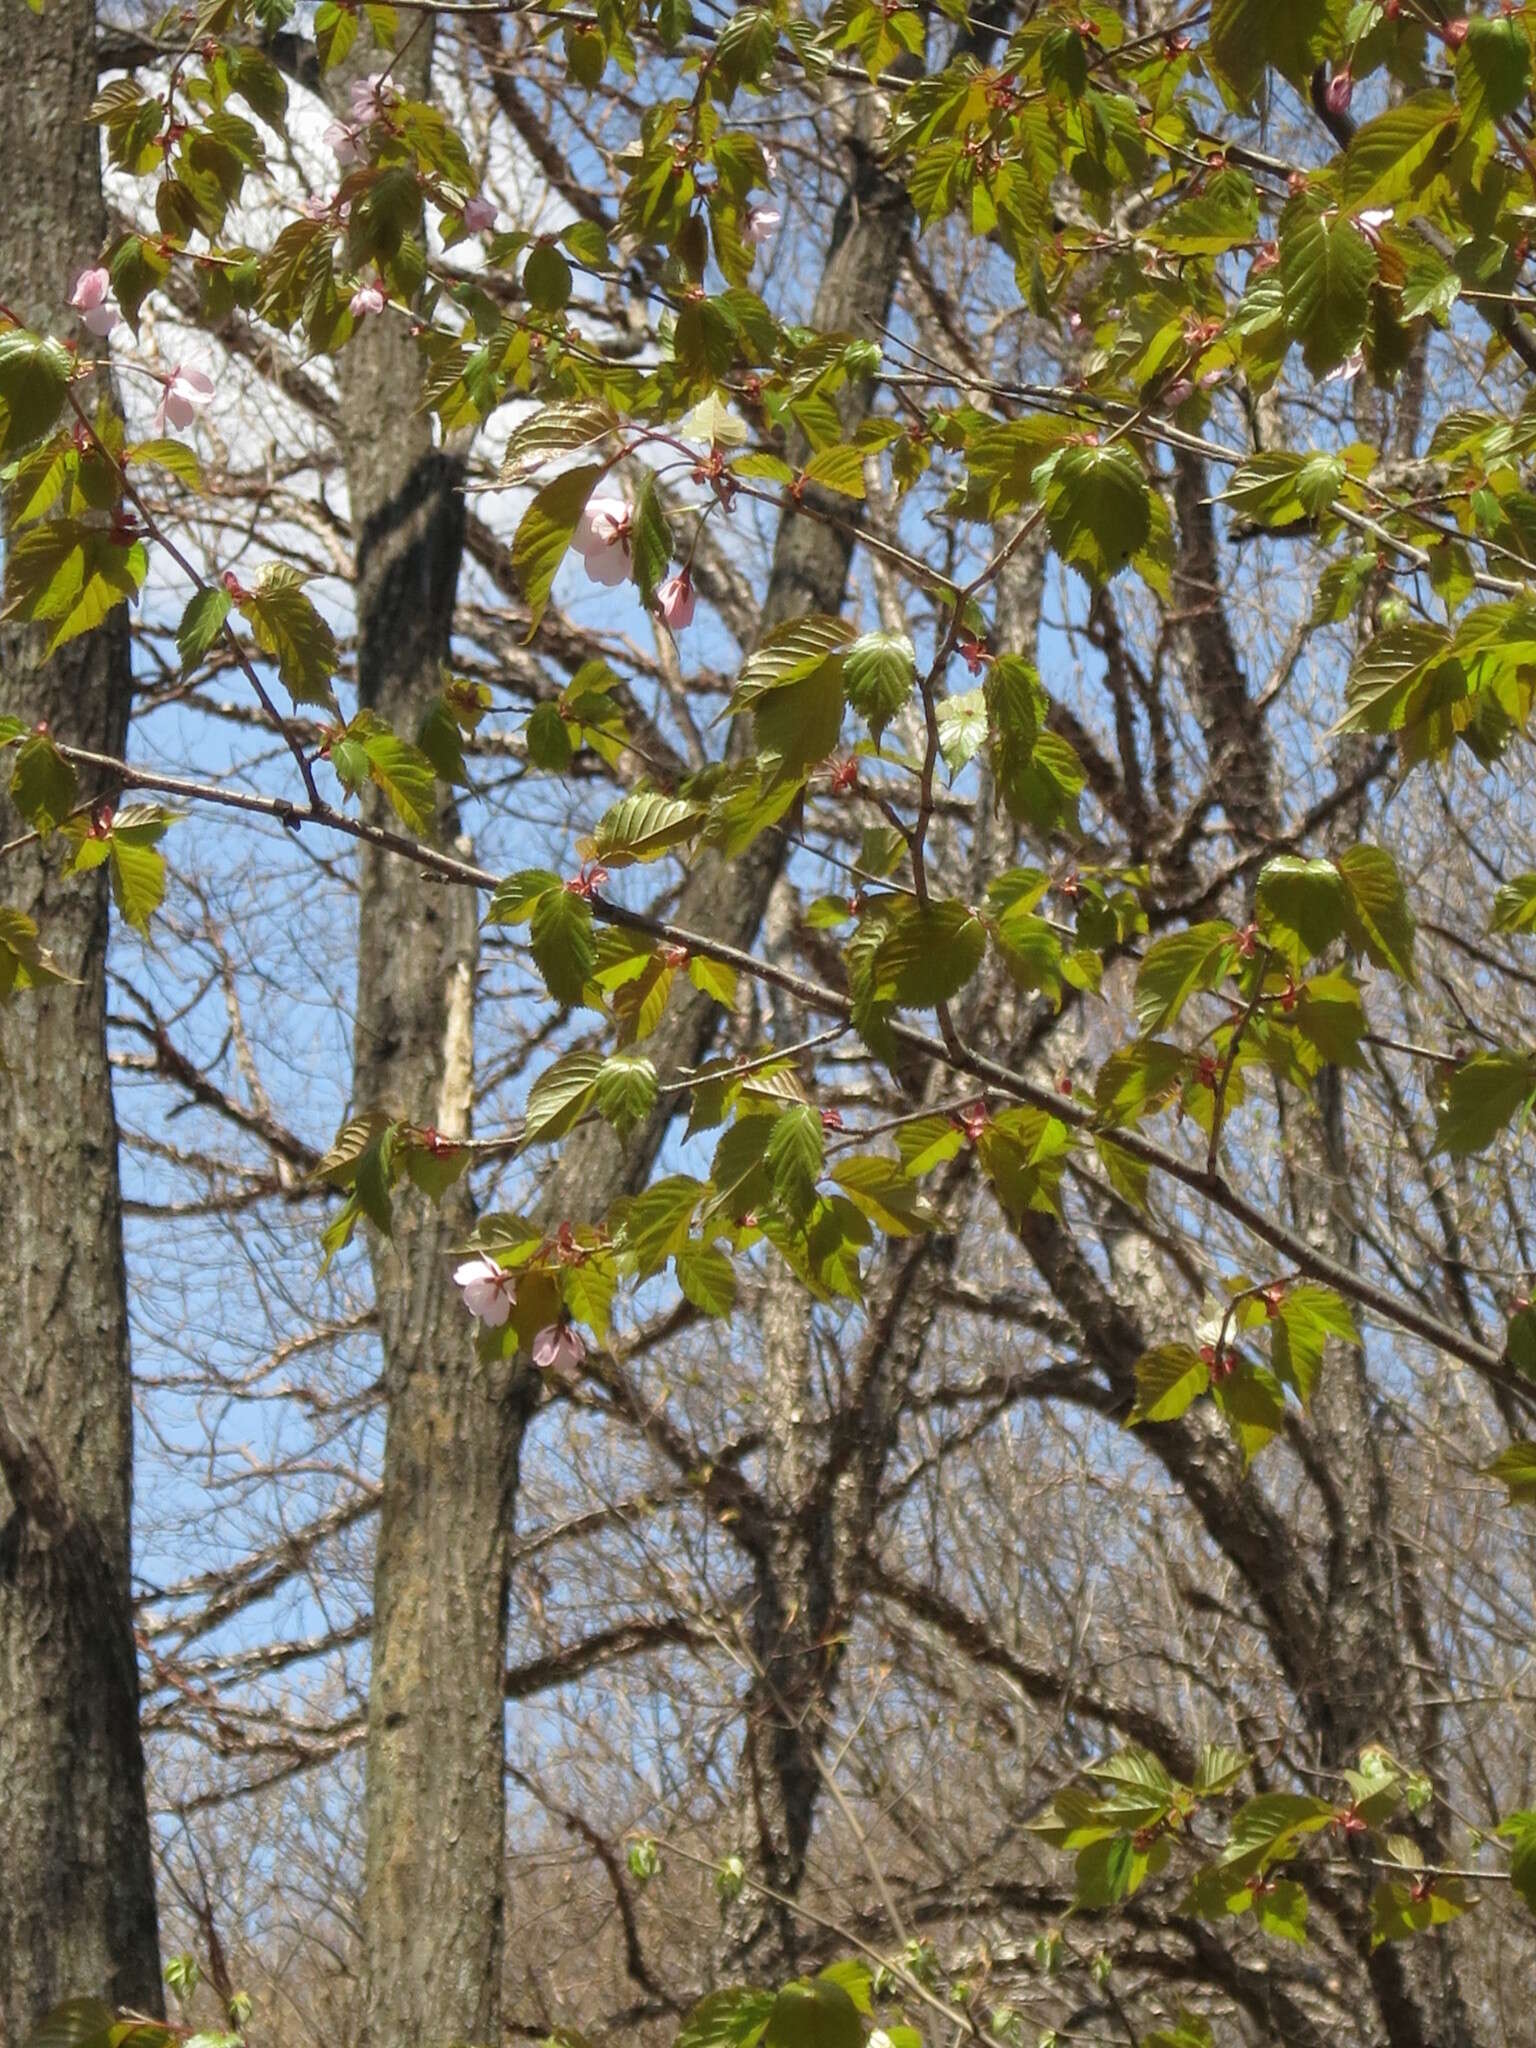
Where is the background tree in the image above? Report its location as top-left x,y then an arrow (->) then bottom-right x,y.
0,0 -> 161,2035
7,3 -> 1536,2048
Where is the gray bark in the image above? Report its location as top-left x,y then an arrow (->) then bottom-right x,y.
326,32 -> 516,2048
0,2 -> 162,2036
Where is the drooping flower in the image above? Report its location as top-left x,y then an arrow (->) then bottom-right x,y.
325,119 -> 364,167
656,569 -> 695,631
744,204 -> 781,248
1324,66 -> 1353,117
349,73 -> 397,125
462,195 -> 498,234
350,281 -> 387,319
532,1321 -> 587,1373
454,1254 -> 515,1326
155,362 -> 214,434
573,490 -> 631,586
69,267 -> 118,337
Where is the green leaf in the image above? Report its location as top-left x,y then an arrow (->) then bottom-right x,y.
830,1154 -> 931,1236
360,725 -> 437,833
1280,195 -> 1377,376
1492,874 -> 1536,935
2,521 -> 149,654
843,630 -> 915,740
1341,94 -> 1457,214
976,1108 -> 1070,1223
25,1999 -> 120,2048
1130,1343 -> 1210,1424
0,905 -> 72,1001
1256,855 -> 1347,965
615,1175 -> 705,1272
1270,1283 -> 1357,1403
176,584 -> 233,668
674,1241 -> 737,1316
1435,1053 -> 1536,1157
730,614 -> 856,708
628,467 -> 672,605
762,1978 -> 862,2048
1207,0 -> 1330,103
594,1051 -> 657,1135
873,898 -> 986,1008
239,564 -> 338,705
9,735 -> 77,835
1219,1793 -> 1336,1880
673,1988 -> 775,2048
525,244 -> 572,319
523,1050 -> 604,1145
586,790 -> 704,866
314,0 -> 359,67
764,1102 -> 824,1221
0,328 -> 72,461
1337,845 -> 1415,980
1134,923 -> 1236,1034
511,462 -> 603,629
936,687 -> 986,772
1457,15 -> 1531,129
486,868 -> 561,925
525,700 -> 573,772
1499,1811 -> 1536,1911
530,885 -> 596,1005
1045,444 -> 1151,586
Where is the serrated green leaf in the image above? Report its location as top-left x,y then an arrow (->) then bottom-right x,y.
239,564 -> 337,705
586,790 -> 704,866
1280,196 -> 1377,375
1045,444 -> 1151,586
9,735 -> 77,835
523,1050 -> 603,1145
511,462 -> 603,629
873,898 -> 986,1008
1435,1053 -> 1536,1157
1131,1343 -> 1210,1424
0,328 -> 72,461
674,1241 -> 737,1316
1134,923 -> 1236,1034
843,630 -> 915,740
176,584 -> 232,667
530,885 -> 596,1005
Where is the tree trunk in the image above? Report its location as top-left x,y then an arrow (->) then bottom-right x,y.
328,34 -> 516,2048
0,2 -> 162,2036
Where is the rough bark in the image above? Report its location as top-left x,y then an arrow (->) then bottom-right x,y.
0,2 -> 162,2036
326,31 -> 515,2048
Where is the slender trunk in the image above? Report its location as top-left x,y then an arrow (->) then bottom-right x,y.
327,34 -> 515,2048
0,2 -> 161,2035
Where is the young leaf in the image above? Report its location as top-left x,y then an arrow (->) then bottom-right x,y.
530,885 -> 597,1005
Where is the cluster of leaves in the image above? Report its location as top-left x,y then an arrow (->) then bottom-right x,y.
1028,1742 -> 1492,1950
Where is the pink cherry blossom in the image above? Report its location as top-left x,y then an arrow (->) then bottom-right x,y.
532,1321 -> 587,1373
325,119 -> 364,166
656,570 -> 695,631
573,490 -> 631,586
349,74 -> 396,124
69,267 -> 118,337
463,195 -> 498,234
1324,67 -> 1353,117
760,141 -> 780,183
350,281 -> 387,319
454,1254 -> 515,1326
155,363 -> 214,434
744,204 -> 781,248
